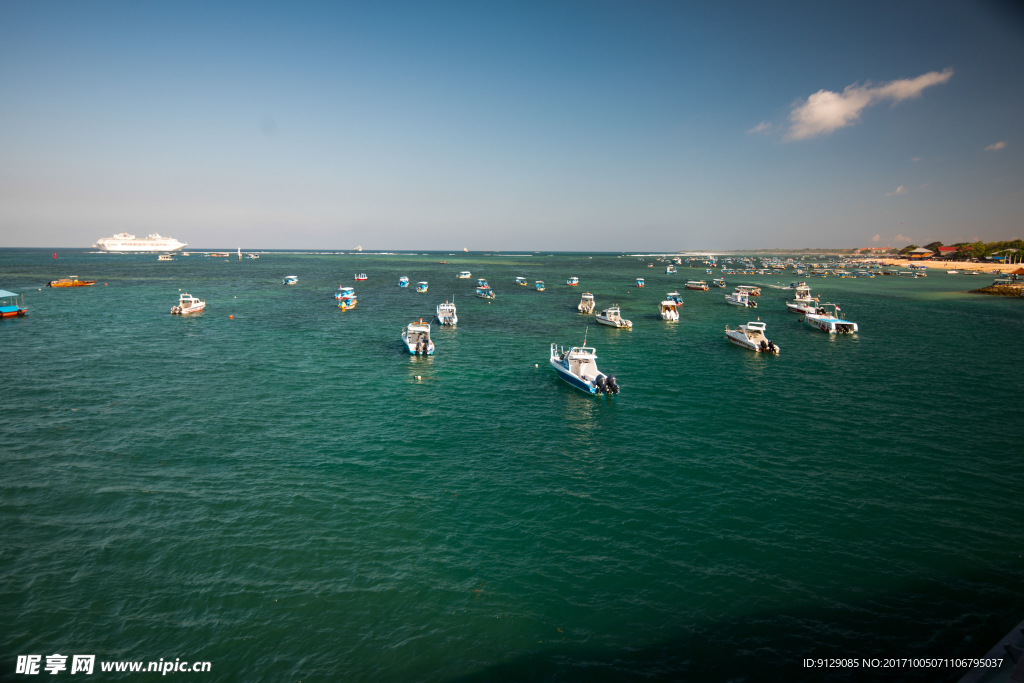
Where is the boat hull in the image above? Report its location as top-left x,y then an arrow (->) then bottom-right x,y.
595,317 -> 631,328
47,280 -> 96,287
803,315 -> 858,333
550,360 -> 598,394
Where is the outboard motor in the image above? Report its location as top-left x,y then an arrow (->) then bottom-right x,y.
607,376 -> 619,394
595,375 -> 607,392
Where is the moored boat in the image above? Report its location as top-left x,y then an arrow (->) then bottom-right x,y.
535,281 -> 545,291
477,278 -> 489,288
666,265 -> 677,274
549,343 -> 619,395
724,321 -> 779,354
457,271 -> 472,279
476,286 -> 495,299
158,254 -> 174,261
171,292 -> 205,315
735,285 -> 761,296
416,281 -> 429,293
725,290 -> 757,307
402,320 -> 434,355
785,285 -> 819,314
47,278 -> 96,288
666,291 -> 683,304
685,280 -> 709,291
398,276 -> 409,287
659,300 -> 679,320
803,303 -> 858,334
354,273 -> 368,281
595,305 -> 632,328
0,289 -> 27,318
712,278 -> 726,288
515,277 -> 527,286
578,292 -> 595,313
436,300 -> 457,325
635,278 -> 644,288
282,275 -> 298,285
336,287 -> 357,310
567,276 -> 579,286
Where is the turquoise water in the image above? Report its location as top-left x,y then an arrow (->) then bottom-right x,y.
2,249 -> 1023,682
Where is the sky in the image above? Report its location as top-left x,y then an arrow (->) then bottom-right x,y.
0,0 -> 1022,251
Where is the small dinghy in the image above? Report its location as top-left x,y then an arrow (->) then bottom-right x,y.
402,320 -> 434,355
171,292 -> 205,315
725,321 -> 779,354
549,341 -> 620,395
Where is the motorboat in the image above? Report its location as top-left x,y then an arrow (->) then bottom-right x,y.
735,285 -> 761,296
171,292 -> 205,315
436,300 -> 457,325
946,270 -> 959,274
725,290 -> 757,308
457,271 -> 472,279
398,276 -> 409,288
705,269 -> 713,275
595,305 -> 632,328
515,277 -> 527,286
402,320 -> 434,355
416,281 -> 429,293
785,286 -> 818,314
335,286 -> 356,300
578,292 -> 595,314
666,265 -> 677,274
712,278 -> 726,288
158,254 -> 174,261
666,291 -> 683,305
549,343 -> 619,395
338,296 -> 357,311
354,274 -> 368,281
724,321 -> 779,354
659,300 -> 679,320
685,280 -> 709,291
535,281 -> 545,291
476,286 -> 495,299
636,278 -> 644,288
0,289 -> 27,318
282,275 -> 298,285
567,276 -> 579,286
477,278 -> 489,288
803,303 -> 858,334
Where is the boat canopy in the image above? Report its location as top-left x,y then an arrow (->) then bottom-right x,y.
0,289 -> 18,298
745,321 -> 766,331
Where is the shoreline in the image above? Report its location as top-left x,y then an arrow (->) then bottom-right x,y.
870,259 -> 1016,273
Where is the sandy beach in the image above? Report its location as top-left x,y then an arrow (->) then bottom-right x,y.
866,259 -> 1020,273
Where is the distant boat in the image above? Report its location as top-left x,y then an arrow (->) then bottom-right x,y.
946,270 -> 959,274
578,292 -> 595,314
158,254 -> 174,261
684,280 -> 709,291
416,281 -> 429,293
735,285 -> 761,296
803,303 -> 858,334
47,278 -> 96,288
666,291 -> 683,305
436,300 -> 457,325
457,271 -> 472,279
477,278 -> 489,288
335,286 -> 356,301
725,290 -> 757,308
666,266 -> 677,274
0,288 -> 27,318
354,273 -> 368,281
725,321 -> 779,354
712,278 -> 726,288
567,276 -> 579,286
170,292 -> 205,315
659,300 -> 679,320
402,320 -> 434,355
515,277 -> 527,286
398,276 -> 409,288
535,281 -> 545,291
282,275 -> 298,285
476,286 -> 494,299
636,278 -> 644,288
549,342 -> 619,395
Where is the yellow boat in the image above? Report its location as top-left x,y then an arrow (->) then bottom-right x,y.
47,278 -> 96,287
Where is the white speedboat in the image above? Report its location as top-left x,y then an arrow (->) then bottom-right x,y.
725,321 -> 779,354
567,276 -> 579,286
595,305 -> 632,328
436,300 -> 457,325
398,276 -> 409,287
803,303 -> 858,334
685,280 -> 709,291
659,300 -> 679,320
946,270 -> 959,274
402,320 -> 434,355
283,275 -> 298,285
725,290 -> 757,307
549,343 -> 619,395
416,281 -> 429,293
578,292 -> 595,314
785,285 -> 818,314
457,271 -> 472,279
171,292 -> 205,315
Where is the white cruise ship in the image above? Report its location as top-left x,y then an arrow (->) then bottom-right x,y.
92,232 -> 186,252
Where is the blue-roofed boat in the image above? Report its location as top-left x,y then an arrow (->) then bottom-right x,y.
0,289 -> 27,318
416,281 -> 429,293
476,286 -> 494,299
336,287 -> 357,310
549,342 -> 619,395
398,276 -> 409,287
666,291 -> 683,305
636,278 -> 644,287
535,281 -> 545,291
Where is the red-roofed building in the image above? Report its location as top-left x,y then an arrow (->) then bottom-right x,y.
937,246 -> 959,258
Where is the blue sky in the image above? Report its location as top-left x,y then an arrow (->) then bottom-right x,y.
1,1 -> 1021,250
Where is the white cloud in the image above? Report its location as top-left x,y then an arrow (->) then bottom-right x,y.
871,234 -> 881,242
748,121 -> 773,134
786,69 -> 953,141
894,234 -> 912,243
985,141 -> 1007,151
910,156 -> 922,162
885,186 -> 909,196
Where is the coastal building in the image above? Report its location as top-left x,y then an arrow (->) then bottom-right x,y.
937,246 -> 958,258
907,248 -> 934,260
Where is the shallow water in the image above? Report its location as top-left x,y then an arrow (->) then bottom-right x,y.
2,250 -> 1022,681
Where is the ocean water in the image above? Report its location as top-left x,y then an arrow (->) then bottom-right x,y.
1,249 -> 1022,682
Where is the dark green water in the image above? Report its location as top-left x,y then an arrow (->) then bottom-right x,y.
2,249 -> 1023,682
